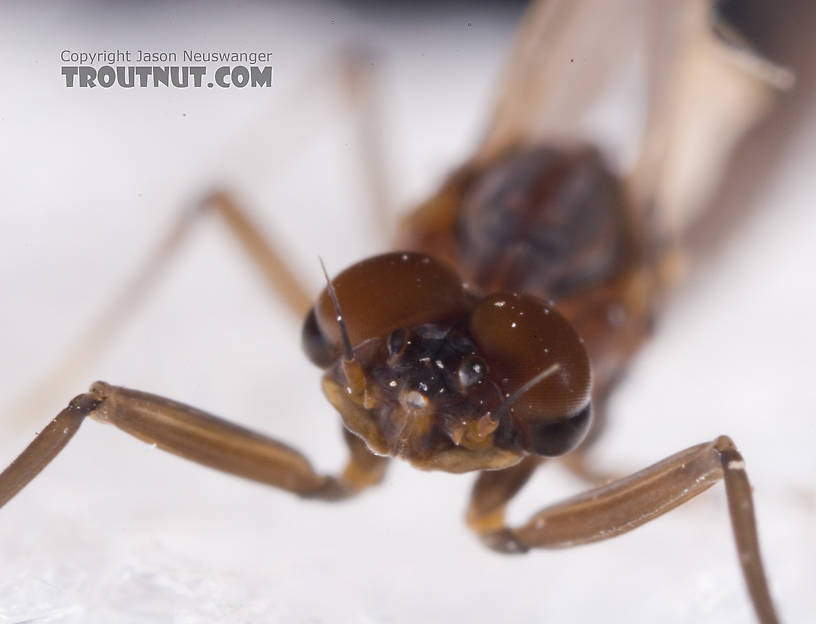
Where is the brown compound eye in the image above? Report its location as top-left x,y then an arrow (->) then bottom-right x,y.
314,252 -> 472,351
468,292 -> 592,456
301,307 -> 339,368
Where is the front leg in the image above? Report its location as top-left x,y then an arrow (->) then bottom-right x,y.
0,382 -> 388,508
467,437 -> 779,624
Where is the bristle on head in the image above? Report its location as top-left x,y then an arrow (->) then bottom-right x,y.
492,362 -> 561,422
319,257 -> 355,362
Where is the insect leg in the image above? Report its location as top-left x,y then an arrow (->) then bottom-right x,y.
0,382 -> 388,509
1,192 -> 311,432
337,46 -> 395,238
4,48 -> 395,431
201,191 -> 313,315
467,436 -> 779,623
217,46 -> 394,237
466,456 -> 543,549
558,450 -> 623,487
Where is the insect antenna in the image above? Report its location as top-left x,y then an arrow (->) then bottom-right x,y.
479,363 -> 562,434
320,257 -> 354,361
319,257 -> 366,398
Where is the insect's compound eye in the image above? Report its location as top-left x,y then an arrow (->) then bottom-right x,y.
301,307 -> 338,368
457,355 -> 486,388
314,252 -> 471,349
386,328 -> 409,359
512,401 -> 592,456
468,292 -> 592,456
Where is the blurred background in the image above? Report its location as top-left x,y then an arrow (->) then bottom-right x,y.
0,1 -> 814,622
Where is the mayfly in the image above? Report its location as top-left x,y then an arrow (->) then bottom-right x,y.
0,0 -> 804,622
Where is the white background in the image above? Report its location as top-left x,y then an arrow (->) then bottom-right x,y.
0,1 -> 814,622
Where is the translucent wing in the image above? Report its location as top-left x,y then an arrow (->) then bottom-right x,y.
630,0 -> 793,238
476,0 -> 792,239
475,0 -> 652,165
